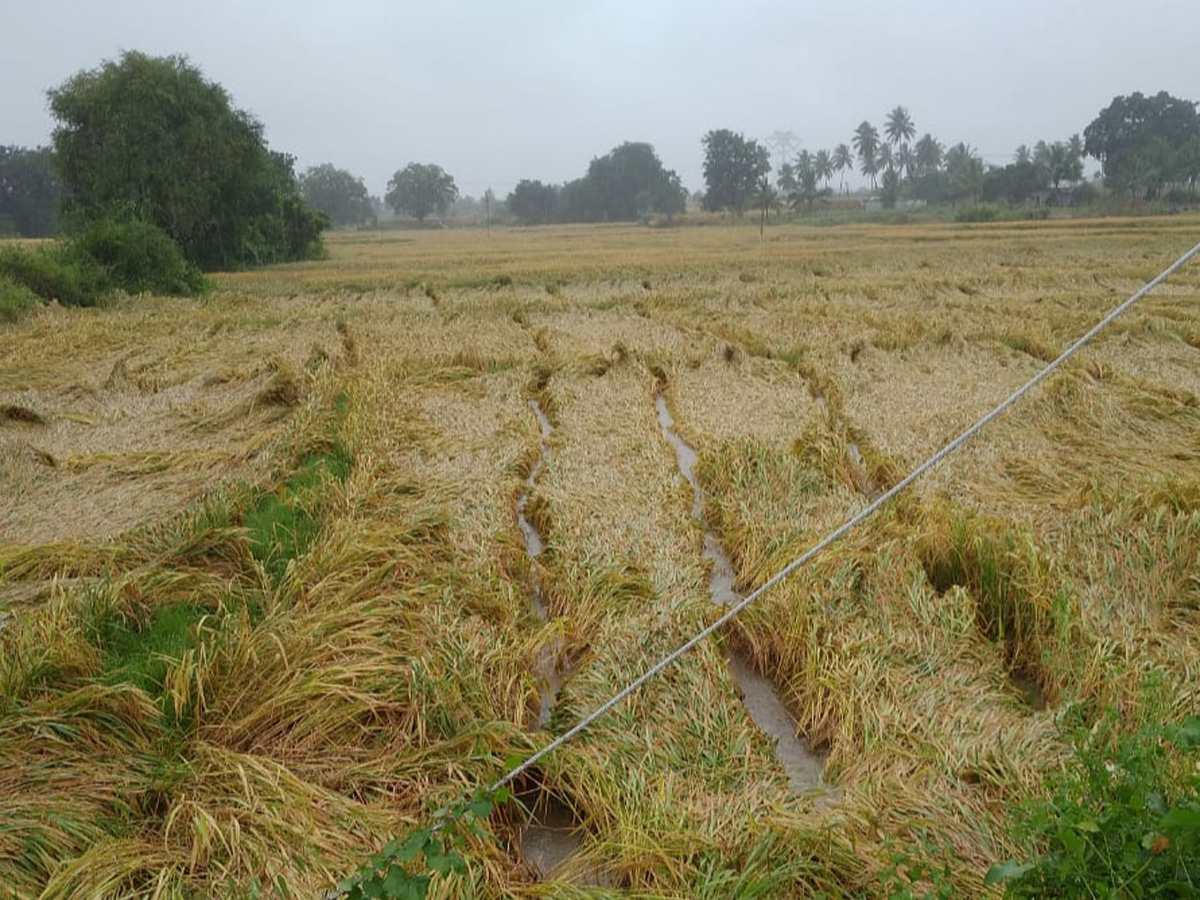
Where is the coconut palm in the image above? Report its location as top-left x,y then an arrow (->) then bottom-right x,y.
885,105 -> 916,150
915,133 -> 943,172
945,142 -> 985,203
833,143 -> 854,194
814,149 -> 834,189
755,175 -> 780,234
1014,144 -> 1032,165
776,162 -> 797,194
853,122 -> 880,188
877,142 -> 894,176
788,151 -> 821,212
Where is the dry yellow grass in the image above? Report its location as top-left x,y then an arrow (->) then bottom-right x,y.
1,216 -> 1198,898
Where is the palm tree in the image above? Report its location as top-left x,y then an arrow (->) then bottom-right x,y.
884,105 -> 916,150
789,152 -> 821,212
915,133 -> 943,172
814,149 -> 834,189
853,122 -> 880,188
945,142 -> 985,203
776,162 -> 797,194
755,175 -> 779,235
833,143 -> 854,195
877,142 -> 894,175
1014,144 -> 1032,165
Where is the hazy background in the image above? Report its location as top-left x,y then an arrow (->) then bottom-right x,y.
4,0 -> 1198,196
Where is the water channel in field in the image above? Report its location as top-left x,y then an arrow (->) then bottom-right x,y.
655,395 -> 832,797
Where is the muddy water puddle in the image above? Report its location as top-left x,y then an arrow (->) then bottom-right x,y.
655,395 -> 832,799
517,398 -> 561,727
515,400 -> 605,881
813,391 -> 881,501
516,790 -> 614,885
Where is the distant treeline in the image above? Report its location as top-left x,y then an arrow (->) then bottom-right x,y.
4,65 -> 1200,241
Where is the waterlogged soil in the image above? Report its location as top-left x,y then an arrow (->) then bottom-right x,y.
815,390 -> 882,501
655,395 -> 833,799
515,399 -> 609,882
516,398 -> 560,727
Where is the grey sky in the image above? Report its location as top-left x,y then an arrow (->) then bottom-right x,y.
4,0 -> 1198,197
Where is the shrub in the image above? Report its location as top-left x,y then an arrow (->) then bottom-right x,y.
989,711 -> 1200,896
74,217 -> 207,296
0,243 -> 110,307
0,275 -> 39,322
955,204 -> 1000,223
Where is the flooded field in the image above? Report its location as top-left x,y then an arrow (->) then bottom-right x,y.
2,218 -> 1199,897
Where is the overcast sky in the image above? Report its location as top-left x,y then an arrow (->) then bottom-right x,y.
4,0 -> 1198,197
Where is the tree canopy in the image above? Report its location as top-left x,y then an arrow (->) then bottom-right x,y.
385,163 -> 459,222
507,142 -> 685,224
299,164 -> 374,228
701,130 -> 770,213
49,51 -> 326,270
507,179 -> 559,225
1083,91 -> 1200,197
0,146 -> 61,237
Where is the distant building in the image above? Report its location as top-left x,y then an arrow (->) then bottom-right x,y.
860,197 -> 927,211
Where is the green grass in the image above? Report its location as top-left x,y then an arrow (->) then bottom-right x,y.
95,601 -> 207,696
245,439 -> 353,583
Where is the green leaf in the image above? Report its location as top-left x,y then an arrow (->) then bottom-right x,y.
402,875 -> 431,900
427,853 -> 453,874
1161,806 -> 1200,832
397,831 -> 428,862
494,786 -> 510,804
468,798 -> 493,819
382,865 -> 412,895
984,860 -> 1034,885
1175,715 -> 1200,748
1074,819 -> 1100,833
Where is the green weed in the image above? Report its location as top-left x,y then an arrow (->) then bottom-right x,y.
989,710 -> 1200,896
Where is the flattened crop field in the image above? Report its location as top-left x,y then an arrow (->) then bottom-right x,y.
2,217 -> 1199,897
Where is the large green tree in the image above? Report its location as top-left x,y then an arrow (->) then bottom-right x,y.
507,179 -> 559,224
299,164 -> 374,228
1083,91 -> 1200,197
49,51 -> 325,269
385,163 -> 458,222
569,142 -> 686,221
701,129 -> 770,213
0,146 -> 61,237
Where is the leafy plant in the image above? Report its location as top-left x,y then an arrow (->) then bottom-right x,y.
0,241 -> 110,306
878,837 -> 956,900
73,216 -> 207,296
0,274 -> 39,321
336,787 -> 505,900
988,712 -> 1200,897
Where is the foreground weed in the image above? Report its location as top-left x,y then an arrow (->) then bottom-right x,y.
336,787 -> 504,900
989,710 -> 1200,897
